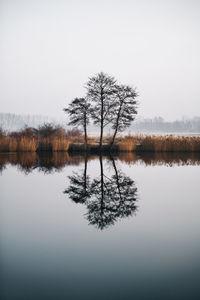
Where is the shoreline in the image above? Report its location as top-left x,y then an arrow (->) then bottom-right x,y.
0,133 -> 200,153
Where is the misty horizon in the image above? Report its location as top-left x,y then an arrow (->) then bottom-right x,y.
1,112 -> 200,133
1,0 -> 200,121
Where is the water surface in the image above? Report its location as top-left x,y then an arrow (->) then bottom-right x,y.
0,153 -> 200,300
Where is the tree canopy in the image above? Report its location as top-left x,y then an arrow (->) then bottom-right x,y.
64,97 -> 90,148
63,72 -> 138,150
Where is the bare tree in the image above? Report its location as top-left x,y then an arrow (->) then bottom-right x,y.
86,72 -> 117,149
111,85 -> 138,146
64,98 -> 90,150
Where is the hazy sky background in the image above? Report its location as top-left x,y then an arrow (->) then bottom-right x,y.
0,0 -> 199,120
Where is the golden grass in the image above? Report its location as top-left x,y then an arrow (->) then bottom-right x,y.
118,136 -> 137,152
118,135 -> 200,152
0,137 -> 18,152
0,136 -> 37,152
18,137 -> 37,152
52,137 -> 69,151
0,137 -> 9,152
0,136 -> 69,152
9,138 -> 18,152
38,137 -> 69,152
0,134 -> 200,153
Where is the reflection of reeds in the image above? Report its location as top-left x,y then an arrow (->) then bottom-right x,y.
37,152 -> 70,173
118,152 -> 200,166
0,152 -> 71,174
0,152 -> 200,175
117,152 -> 138,163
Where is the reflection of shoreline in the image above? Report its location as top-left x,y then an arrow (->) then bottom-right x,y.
0,152 -> 200,174
118,152 -> 200,166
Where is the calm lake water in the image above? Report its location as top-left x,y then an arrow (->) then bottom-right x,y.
0,152 -> 200,300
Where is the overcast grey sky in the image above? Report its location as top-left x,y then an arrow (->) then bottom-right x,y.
0,0 -> 199,120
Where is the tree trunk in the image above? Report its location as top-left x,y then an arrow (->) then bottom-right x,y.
111,101 -> 122,147
84,112 -> 88,151
99,125 -> 103,150
111,127 -> 118,147
99,88 -> 104,150
111,157 -> 122,201
84,154 -> 88,193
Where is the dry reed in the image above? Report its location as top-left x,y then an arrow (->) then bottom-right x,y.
118,136 -> 137,152
52,137 -> 69,151
0,137 -> 9,152
18,137 -> 37,152
1,131 -> 200,153
118,135 -> 200,152
37,137 -> 69,152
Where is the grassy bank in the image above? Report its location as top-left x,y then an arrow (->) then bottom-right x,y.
0,126 -> 200,153
0,125 -> 70,152
69,134 -> 200,153
0,135 -> 69,152
117,134 -> 200,152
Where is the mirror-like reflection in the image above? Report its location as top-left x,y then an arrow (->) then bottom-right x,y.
0,152 -> 200,175
64,154 -> 90,204
64,155 -> 137,229
1,151 -> 200,300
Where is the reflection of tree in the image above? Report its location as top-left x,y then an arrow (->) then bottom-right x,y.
64,155 -> 90,203
87,155 -> 137,229
0,162 -> 6,174
64,155 -> 138,230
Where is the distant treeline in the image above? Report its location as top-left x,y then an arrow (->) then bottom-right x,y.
0,113 -> 58,132
1,113 -> 200,133
131,117 -> 200,133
